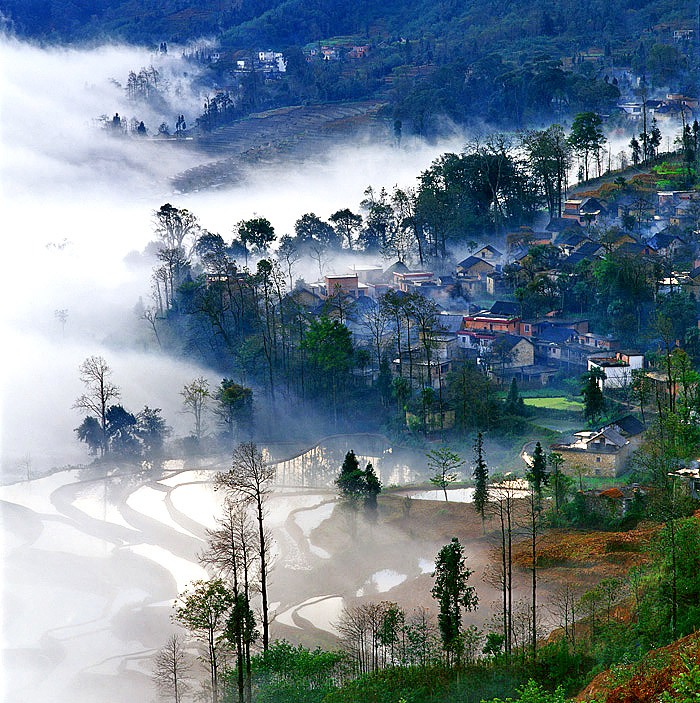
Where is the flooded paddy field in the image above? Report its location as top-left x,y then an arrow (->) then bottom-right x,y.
0,435 -> 559,703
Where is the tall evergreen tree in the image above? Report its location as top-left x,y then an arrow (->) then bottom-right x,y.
582,368 -> 606,422
527,441 -> 549,501
431,538 -> 479,664
363,462 -> 382,522
472,432 -> 488,524
336,450 -> 364,507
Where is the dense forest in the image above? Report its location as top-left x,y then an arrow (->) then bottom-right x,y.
2,0 -> 695,48
5,0 -> 697,133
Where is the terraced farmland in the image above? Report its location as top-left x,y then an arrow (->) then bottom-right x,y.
171,100 -> 387,192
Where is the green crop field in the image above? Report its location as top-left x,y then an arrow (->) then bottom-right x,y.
523,396 -> 583,411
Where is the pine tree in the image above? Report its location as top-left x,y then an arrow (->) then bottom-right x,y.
582,369 -> 606,422
336,450 -> 364,506
432,538 -> 479,665
363,462 -> 382,522
527,441 -> 549,501
472,432 -> 488,525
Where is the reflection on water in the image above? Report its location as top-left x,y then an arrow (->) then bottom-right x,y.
371,569 -> 407,592
411,488 -> 475,503
262,434 -> 426,488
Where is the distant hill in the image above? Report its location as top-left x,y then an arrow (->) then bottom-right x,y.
4,0 -> 696,135
1,0 -> 695,49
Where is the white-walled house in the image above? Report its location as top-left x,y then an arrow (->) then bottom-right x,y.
588,351 -> 644,388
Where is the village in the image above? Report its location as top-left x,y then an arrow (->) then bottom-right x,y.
255,181 -> 700,491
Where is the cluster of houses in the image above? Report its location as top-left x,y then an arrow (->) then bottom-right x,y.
302,42 -> 371,62
618,93 -> 699,123
191,46 -> 287,76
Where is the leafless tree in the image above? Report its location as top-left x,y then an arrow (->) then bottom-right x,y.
181,377 -> 210,441
73,355 -> 120,456
54,308 -> 68,336
157,247 -> 190,309
309,241 -> 328,277
488,475 -> 518,657
277,234 -> 301,289
215,442 -> 275,651
363,301 -> 390,368
548,583 -> 581,653
200,497 -> 258,703
142,306 -> 162,348
153,633 -> 192,703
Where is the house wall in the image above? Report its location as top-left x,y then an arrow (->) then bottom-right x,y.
556,448 -> 621,477
457,260 -> 494,276
463,317 -> 520,333
506,340 -> 535,368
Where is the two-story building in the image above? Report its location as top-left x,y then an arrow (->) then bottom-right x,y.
551,415 -> 647,477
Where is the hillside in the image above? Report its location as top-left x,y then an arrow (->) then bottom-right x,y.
577,632 -> 700,703
2,0 -> 695,51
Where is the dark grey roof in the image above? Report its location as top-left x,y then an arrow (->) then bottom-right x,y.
537,326 -> 577,343
439,313 -> 465,333
579,197 -> 607,214
476,245 -> 502,256
497,333 -> 532,351
490,300 -> 520,316
563,232 -> 589,247
616,241 -> 648,256
382,260 -> 409,278
576,241 -> 604,257
649,232 -> 685,249
609,415 -> 646,437
547,217 -> 582,233
457,255 -> 494,270
564,252 -> 587,266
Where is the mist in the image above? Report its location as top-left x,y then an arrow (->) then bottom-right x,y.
0,37 -> 468,480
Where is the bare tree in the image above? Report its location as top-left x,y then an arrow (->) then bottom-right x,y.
153,633 -> 192,703
181,377 -> 210,441
548,583 -> 581,654
309,241 -> 328,277
54,308 -> 68,336
277,235 -> 301,289
142,306 -> 162,348
215,442 -> 274,651
73,356 -> 120,456
489,475 -> 518,657
363,301 -> 390,368
200,497 -> 257,703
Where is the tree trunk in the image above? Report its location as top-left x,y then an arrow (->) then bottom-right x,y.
256,494 -> 269,651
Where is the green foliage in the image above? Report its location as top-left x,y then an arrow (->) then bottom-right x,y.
427,448 -> 464,500
527,442 -> 549,500
640,518 -> 700,641
336,450 -> 382,518
214,378 -> 253,438
472,432 -> 489,522
75,416 -> 103,455
175,579 -> 234,633
325,664 -> 522,703
243,640 -> 348,703
582,369 -> 606,423
568,112 -> 605,181
485,679 -> 566,703
302,317 -> 353,377
660,656 -> 700,703
432,538 -> 479,661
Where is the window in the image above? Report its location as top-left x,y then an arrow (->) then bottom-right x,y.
596,457 -> 601,463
